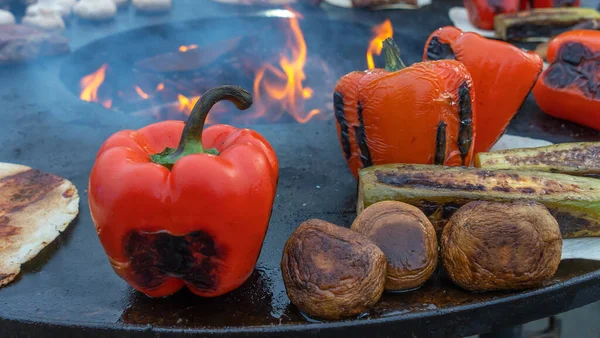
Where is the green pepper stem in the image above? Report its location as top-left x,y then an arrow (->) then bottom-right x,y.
383,38 -> 406,72
149,85 -> 253,169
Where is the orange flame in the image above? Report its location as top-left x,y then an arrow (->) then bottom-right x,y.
177,94 -> 223,124
80,64 -> 112,109
135,86 -> 149,99
179,44 -> 198,52
366,19 -> 393,70
177,94 -> 200,115
251,11 -> 320,123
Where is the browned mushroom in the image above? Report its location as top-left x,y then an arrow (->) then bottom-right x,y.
441,200 -> 562,292
351,201 -> 438,291
280,219 -> 386,320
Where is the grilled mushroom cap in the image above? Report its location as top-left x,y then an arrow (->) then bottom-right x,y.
281,219 -> 386,320
441,200 -> 562,292
352,201 -> 438,291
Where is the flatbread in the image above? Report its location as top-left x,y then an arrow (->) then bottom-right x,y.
0,162 -> 79,287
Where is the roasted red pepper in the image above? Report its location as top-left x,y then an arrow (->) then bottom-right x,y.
88,86 -> 279,297
464,0 -> 520,30
333,38 -> 476,179
533,30 -> 600,130
519,0 -> 580,10
424,26 -> 543,153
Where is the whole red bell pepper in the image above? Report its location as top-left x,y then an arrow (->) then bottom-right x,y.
88,85 -> 279,298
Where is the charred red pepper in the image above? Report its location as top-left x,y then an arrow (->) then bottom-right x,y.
88,86 -> 279,298
464,0 -> 520,30
533,30 -> 600,130
424,26 -> 543,153
334,38 -> 476,179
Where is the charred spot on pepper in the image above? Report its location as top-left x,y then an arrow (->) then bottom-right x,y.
434,121 -> 447,165
545,42 -> 600,98
557,42 -> 591,65
125,230 -> 222,291
458,82 -> 473,165
425,36 -> 455,61
356,101 -> 373,168
333,92 -> 352,160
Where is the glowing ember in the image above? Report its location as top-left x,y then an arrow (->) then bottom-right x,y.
135,86 -> 149,99
366,19 -> 393,70
179,44 -> 198,52
156,83 -> 165,91
250,10 -> 320,123
80,64 -> 112,109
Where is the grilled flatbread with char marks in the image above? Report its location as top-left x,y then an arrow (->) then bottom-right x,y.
0,163 -> 79,287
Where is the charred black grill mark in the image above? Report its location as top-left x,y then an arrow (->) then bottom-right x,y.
503,146 -> 600,170
426,36 -> 455,60
458,82 -> 473,165
125,230 -> 222,291
545,42 -> 600,99
519,187 -> 536,194
375,171 -> 487,191
355,101 -> 373,168
333,92 -> 351,160
434,121 -> 447,165
505,24 -> 554,41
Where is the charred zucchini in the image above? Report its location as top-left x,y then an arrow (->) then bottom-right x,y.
357,164 -> 600,238
494,8 -> 600,41
476,142 -> 600,178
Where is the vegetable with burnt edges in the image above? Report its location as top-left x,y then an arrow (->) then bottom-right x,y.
88,85 -> 279,298
494,8 -> 600,41
533,30 -> 600,130
333,37 -> 476,179
476,141 -> 600,177
351,201 -> 438,291
357,163 -> 600,238
442,201 -> 562,292
281,219 -> 386,320
424,26 -> 543,153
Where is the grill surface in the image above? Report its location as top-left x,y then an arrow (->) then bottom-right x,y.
0,1 -> 599,337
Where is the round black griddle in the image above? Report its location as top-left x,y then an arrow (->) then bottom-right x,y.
0,1 -> 599,337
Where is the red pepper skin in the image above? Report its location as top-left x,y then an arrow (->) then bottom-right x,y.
533,30 -> 600,130
424,26 -> 543,153
519,0 -> 580,10
464,0 -> 520,30
334,38 -> 476,179
88,87 -> 278,298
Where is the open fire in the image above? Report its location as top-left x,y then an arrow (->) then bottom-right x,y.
77,14 -> 394,125
366,19 -> 394,70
